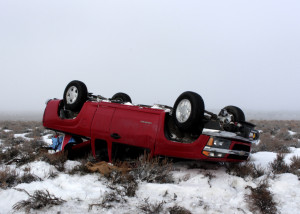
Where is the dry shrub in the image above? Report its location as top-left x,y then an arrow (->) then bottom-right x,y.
269,153 -> 290,174
0,131 -> 14,140
132,155 -> 174,184
289,156 -> 300,177
89,156 -> 173,210
245,180 -> 277,214
107,170 -> 138,197
13,188 -> 65,213
89,191 -> 127,210
226,162 -> 265,179
89,166 -> 134,210
41,152 -> 67,172
139,198 -> 165,214
290,156 -> 300,171
0,169 -> 40,189
68,159 -> 91,175
3,139 -> 47,166
0,168 -> 18,189
86,161 -> 138,197
0,147 -> 21,164
168,205 -> 192,214
19,173 -> 41,184
275,128 -> 293,141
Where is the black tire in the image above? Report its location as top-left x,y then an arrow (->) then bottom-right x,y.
111,92 -> 132,103
173,91 -> 205,132
221,106 -> 245,122
63,80 -> 88,112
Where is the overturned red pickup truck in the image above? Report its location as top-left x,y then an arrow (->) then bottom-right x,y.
43,80 -> 259,162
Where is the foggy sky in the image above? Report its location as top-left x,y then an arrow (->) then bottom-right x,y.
0,0 -> 300,117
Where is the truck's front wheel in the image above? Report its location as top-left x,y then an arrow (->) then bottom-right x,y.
173,91 -> 205,133
63,80 -> 88,112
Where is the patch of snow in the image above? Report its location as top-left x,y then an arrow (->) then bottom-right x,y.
135,169 -> 253,214
0,173 -> 108,214
284,147 -> 300,165
42,134 -> 53,145
288,130 -> 297,136
250,147 -> 300,169
20,161 -> 58,179
14,133 -> 33,141
3,129 -> 12,133
250,151 -> 277,170
270,174 -> 300,213
64,160 -> 81,172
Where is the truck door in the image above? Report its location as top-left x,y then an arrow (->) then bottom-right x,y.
109,107 -> 161,150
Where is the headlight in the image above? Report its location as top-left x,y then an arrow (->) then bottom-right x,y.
210,137 -> 231,149
202,137 -> 231,158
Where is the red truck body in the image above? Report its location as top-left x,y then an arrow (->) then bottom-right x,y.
43,99 -> 252,162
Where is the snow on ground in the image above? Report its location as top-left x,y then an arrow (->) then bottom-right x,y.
13,133 -> 33,141
250,147 -> 300,169
3,129 -> 12,133
250,151 -> 277,170
288,130 -> 297,136
42,134 -> 53,145
1,156 -> 300,213
270,173 -> 300,213
1,133 -> 300,213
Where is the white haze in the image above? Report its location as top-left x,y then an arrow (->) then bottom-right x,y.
0,0 -> 300,119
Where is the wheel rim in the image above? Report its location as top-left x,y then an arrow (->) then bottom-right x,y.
66,86 -> 78,104
176,99 -> 192,123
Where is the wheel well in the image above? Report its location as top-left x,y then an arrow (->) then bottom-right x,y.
164,113 -> 201,143
95,139 -> 109,162
111,142 -> 150,161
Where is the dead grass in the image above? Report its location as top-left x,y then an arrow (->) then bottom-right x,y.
252,133 -> 291,153
0,121 -> 44,135
13,188 -> 65,213
139,198 -> 165,214
68,159 -> 91,175
290,156 -> 300,171
41,152 -> 68,172
88,155 -> 174,211
0,146 -> 21,164
89,191 -> 127,210
0,167 -> 19,189
251,120 -> 300,153
226,162 -> 265,179
0,168 -> 41,189
269,153 -> 290,175
168,205 -> 192,214
131,155 -> 174,184
245,180 -> 277,214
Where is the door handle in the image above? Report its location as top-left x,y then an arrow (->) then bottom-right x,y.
111,133 -> 121,139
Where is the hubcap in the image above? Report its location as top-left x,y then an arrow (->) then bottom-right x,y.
176,99 -> 192,123
66,86 -> 78,104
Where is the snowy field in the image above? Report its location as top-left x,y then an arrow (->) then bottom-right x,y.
0,121 -> 300,214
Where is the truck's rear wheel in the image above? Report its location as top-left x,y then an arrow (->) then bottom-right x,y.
111,92 -> 132,103
63,80 -> 88,112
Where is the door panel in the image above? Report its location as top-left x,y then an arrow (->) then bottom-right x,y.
110,108 -> 160,149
